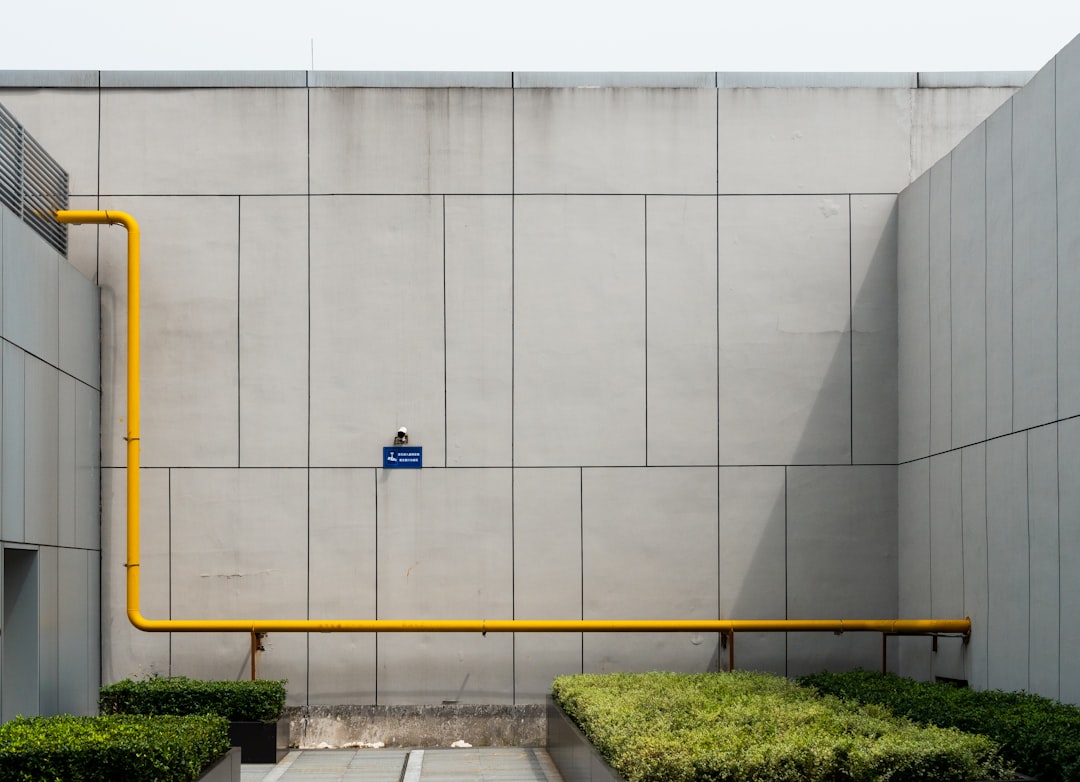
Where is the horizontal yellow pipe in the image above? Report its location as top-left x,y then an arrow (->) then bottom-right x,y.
57,209 -> 970,643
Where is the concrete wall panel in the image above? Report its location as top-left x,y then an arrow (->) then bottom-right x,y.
786,466 -> 897,676
929,160 -> 952,454
63,195 -> 100,283
2,344 -> 24,541
717,196 -> 850,465
950,128 -> 987,448
985,104 -> 1014,438
582,468 -> 718,673
58,548 -> 90,714
646,196 -> 718,466
1011,64 -> 1058,431
514,196 -> 645,466
2,212 -> 59,366
376,469 -> 513,703
445,196 -> 513,467
59,261 -> 100,389
515,88 -> 716,194
910,88 -> 1017,180
1058,40 -> 1080,419
898,460 -> 931,680
97,196 -> 239,468
75,382 -> 100,551
309,196 -> 444,467
898,174 -> 931,462
58,375 -> 76,548
716,88 -> 909,193
0,89 -> 100,196
239,196 -> 308,467
514,468 -> 582,703
99,89 -> 307,195
24,356 -> 58,547
1027,425 -> 1059,699
1060,418 -> 1080,704
308,468 -> 377,704
310,88 -> 512,194
985,433 -> 1028,693
851,195 -> 898,464
718,467 -> 786,675
960,444 -> 989,690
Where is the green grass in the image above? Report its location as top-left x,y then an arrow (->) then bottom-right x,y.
552,671 -> 1013,782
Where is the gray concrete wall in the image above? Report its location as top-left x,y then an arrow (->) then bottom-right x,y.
0,71 -> 1017,706
896,33 -> 1079,703
0,206 -> 101,718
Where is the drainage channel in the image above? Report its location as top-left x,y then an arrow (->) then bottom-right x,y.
401,749 -> 424,782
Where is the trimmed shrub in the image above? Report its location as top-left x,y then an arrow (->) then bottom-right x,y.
552,671 -> 1013,782
800,670 -> 1080,781
0,714 -> 229,782
99,677 -> 286,723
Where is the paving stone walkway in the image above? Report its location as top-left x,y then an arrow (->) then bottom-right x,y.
241,748 -> 565,782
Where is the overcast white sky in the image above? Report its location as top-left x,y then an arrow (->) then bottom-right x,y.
2,0 -> 1078,73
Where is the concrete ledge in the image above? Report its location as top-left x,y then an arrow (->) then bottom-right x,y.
0,70 -> 99,88
310,71 -> 511,88
514,71 -> 715,88
917,71 -> 1033,88
717,71 -> 916,88
287,704 -> 545,748
99,70 -> 308,88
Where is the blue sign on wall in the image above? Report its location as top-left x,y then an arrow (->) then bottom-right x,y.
383,446 -> 423,469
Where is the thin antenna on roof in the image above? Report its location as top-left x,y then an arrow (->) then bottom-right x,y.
310,38 -> 315,70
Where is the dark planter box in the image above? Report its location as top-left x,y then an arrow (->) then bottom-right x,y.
227,718 -> 289,763
547,697 -> 623,782
196,746 -> 241,782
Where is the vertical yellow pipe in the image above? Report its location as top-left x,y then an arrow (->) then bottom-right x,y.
56,210 -> 141,626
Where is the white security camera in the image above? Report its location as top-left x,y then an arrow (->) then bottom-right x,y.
394,427 -> 408,445
397,427 -> 407,437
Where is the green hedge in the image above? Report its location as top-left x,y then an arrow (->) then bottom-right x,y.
99,677 -> 286,723
552,671 -> 1012,782
0,714 -> 229,782
799,670 -> 1080,782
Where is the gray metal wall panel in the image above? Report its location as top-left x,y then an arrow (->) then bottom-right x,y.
898,175 -> 931,462
917,72 -> 1033,88
1027,425 -> 1060,699
0,71 -> 99,87
929,452 -> 965,680
851,195 -> 899,464
1011,63 -> 1058,431
516,72 -> 714,88
960,444 -> 989,690
445,196 -> 513,467
1057,40 -> 1080,419
897,460 -> 931,680
87,552 -> 100,712
786,466 -> 897,677
24,357 -> 58,547
74,383 -> 99,551
985,433 -> 1029,693
37,545 -> 58,716
58,547 -> 90,714
2,214 -> 60,365
99,71 -> 306,88
985,103 -> 1014,438
581,468 -> 718,674
59,261 -> 100,390
1,345 -> 24,542
929,159 -> 953,454
718,467 -> 786,675
514,469 -> 583,702
1060,418 -> 1080,704
238,196 -> 308,467
645,196 -> 718,466
949,127 -> 988,448
58,375 -> 76,548
717,72 -> 915,88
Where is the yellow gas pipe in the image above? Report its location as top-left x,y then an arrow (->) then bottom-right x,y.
56,210 -> 970,650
